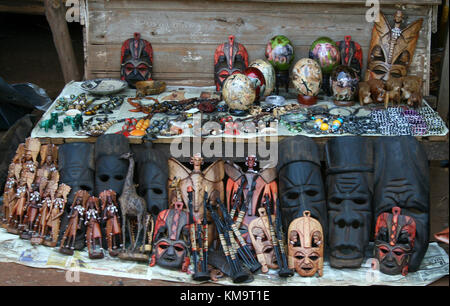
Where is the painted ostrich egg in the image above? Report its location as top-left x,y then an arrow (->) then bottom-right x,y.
309,37 -> 340,74
265,35 -> 295,71
292,58 -> 323,96
244,67 -> 266,101
249,59 -> 275,97
222,73 -> 256,111
330,65 -> 359,103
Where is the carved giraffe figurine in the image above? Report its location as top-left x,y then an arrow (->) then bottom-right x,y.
118,152 -> 148,257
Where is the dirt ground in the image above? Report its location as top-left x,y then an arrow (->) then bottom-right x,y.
0,12 -> 448,287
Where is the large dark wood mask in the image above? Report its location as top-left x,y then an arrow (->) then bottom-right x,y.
277,136 -> 328,237
325,136 -> 374,268
373,136 -> 429,272
365,10 -> 422,82
94,134 -> 129,197
132,142 -> 169,216
214,35 -> 249,91
120,32 -> 153,88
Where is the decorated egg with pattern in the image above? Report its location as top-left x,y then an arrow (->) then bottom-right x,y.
222,73 -> 256,111
309,37 -> 340,74
292,58 -> 323,96
249,59 -> 275,97
244,67 -> 266,102
265,35 -> 295,71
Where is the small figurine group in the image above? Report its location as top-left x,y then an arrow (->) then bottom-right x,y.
59,189 -> 122,259
359,76 -> 423,108
2,138 -> 70,248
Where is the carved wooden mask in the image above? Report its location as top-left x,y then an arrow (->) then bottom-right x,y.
214,35 -> 249,91
373,136 -> 429,272
277,136 -> 328,237
374,206 -> 416,276
120,32 -> 153,88
152,204 -> 190,270
248,208 -> 278,273
288,211 -> 324,277
365,11 -> 423,82
325,137 -> 374,269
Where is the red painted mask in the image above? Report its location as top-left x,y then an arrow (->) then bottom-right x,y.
336,36 -> 363,78
214,35 -> 249,91
374,206 -> 416,276
120,32 -> 153,88
151,203 -> 190,271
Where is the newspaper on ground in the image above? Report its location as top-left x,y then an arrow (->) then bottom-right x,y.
0,228 -> 447,285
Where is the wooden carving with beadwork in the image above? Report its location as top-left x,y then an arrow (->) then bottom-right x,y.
365,10 -> 423,82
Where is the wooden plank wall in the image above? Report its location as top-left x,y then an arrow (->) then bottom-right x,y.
83,0 -> 438,94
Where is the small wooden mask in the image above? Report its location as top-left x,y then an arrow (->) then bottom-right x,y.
374,206 -> 416,276
248,207 -> 278,273
288,211 -> 324,277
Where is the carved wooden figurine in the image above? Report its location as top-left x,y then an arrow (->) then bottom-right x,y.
100,189 -> 122,257
60,190 -> 89,255
30,179 -> 57,245
367,79 -> 387,104
2,164 -> 17,227
224,155 -> 277,246
168,153 -> 224,222
365,10 -> 423,82
385,77 -> 403,107
358,82 -> 373,105
248,207 -> 278,273
118,152 -> 149,262
402,76 -> 423,108
288,211 -> 324,277
42,183 -> 70,247
22,138 -> 41,190
20,182 -> 43,240
85,196 -> 104,259
39,144 -> 59,181
7,178 -> 28,234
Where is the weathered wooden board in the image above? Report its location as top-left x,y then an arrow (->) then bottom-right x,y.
83,0 -> 435,94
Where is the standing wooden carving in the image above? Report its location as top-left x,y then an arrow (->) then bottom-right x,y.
365,11 -> 423,82
59,190 -> 89,255
2,164 -> 17,227
168,154 -> 224,222
100,189 -> 122,257
288,211 -> 324,277
85,196 -> 104,259
44,183 -> 71,247
248,207 -> 278,273
7,178 -> 28,234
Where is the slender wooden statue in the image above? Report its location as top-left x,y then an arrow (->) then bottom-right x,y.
85,196 -> 104,259
100,189 -> 122,257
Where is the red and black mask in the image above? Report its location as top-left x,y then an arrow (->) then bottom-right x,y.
373,136 -> 429,273
152,203 -> 190,270
374,206 -> 416,276
214,35 -> 249,91
336,36 -> 363,79
120,32 -> 153,88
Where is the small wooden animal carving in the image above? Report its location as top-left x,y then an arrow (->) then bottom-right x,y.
402,76 -> 423,107
367,79 -> 387,104
385,77 -> 403,107
358,82 -> 373,105
118,152 -> 149,261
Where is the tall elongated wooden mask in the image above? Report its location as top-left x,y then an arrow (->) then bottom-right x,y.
214,35 -> 249,91
120,32 -> 153,88
365,11 -> 422,82
288,211 -> 324,277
